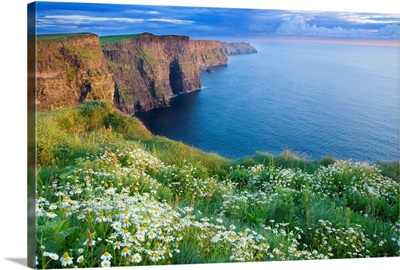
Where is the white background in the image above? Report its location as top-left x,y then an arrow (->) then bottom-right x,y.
0,0 -> 398,269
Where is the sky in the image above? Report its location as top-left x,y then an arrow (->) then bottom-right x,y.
34,1 -> 400,40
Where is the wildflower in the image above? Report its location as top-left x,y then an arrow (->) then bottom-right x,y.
121,247 -> 131,257
101,260 -> 111,267
136,234 -> 145,242
60,252 -> 73,267
132,253 -> 142,263
113,241 -> 123,250
45,252 -> 59,260
76,255 -> 84,263
149,252 -> 161,262
77,248 -> 84,254
83,239 -> 96,247
46,211 -> 57,219
100,251 -> 112,261
111,221 -> 122,231
122,219 -> 131,228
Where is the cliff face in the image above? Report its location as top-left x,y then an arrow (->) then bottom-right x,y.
35,33 -> 256,114
221,42 -> 257,55
102,33 -> 227,114
36,33 -> 115,111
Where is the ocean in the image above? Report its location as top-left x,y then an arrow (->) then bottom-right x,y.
136,40 -> 399,162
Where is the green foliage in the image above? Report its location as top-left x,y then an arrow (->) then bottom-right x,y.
99,34 -> 140,43
36,101 -> 400,268
37,33 -> 95,42
377,161 -> 400,181
65,65 -> 76,80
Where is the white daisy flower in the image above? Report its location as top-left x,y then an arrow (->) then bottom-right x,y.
111,221 -> 122,231
100,251 -> 112,261
121,247 -> 131,257
131,253 -> 142,263
60,252 -> 73,267
45,252 -> 59,261
101,260 -> 111,267
46,211 -> 57,219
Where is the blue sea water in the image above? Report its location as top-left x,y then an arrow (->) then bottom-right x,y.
137,40 -> 399,162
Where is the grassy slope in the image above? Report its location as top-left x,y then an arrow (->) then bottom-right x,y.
37,100 -> 399,179
36,101 -> 400,268
99,34 -> 141,43
37,33 -> 96,42
37,100 -> 229,169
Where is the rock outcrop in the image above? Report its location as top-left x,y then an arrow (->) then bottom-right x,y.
36,33 -> 115,111
101,33 -> 227,114
35,32 -> 257,114
221,42 -> 257,55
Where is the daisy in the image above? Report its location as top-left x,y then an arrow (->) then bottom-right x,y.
136,234 -> 145,242
101,260 -> 111,267
64,208 -> 72,216
113,241 -> 123,250
111,221 -> 122,231
121,247 -> 131,257
100,251 -> 112,261
131,253 -> 142,263
83,239 -> 96,247
46,252 -> 59,261
60,252 -> 73,267
46,211 -> 57,219
149,252 -> 161,262
147,230 -> 157,239
76,255 -> 84,263
96,215 -> 107,223
122,219 -> 131,228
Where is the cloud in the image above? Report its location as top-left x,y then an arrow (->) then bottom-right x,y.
338,13 -> 400,25
377,24 -> 400,39
123,9 -> 160,15
147,18 -> 194,24
273,14 -> 399,39
43,15 -> 144,24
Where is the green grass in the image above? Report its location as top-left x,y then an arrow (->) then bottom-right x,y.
37,33 -> 96,42
99,34 -> 141,43
35,101 -> 400,268
37,100 -> 228,169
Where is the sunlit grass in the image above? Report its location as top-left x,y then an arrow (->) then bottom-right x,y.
36,101 -> 400,268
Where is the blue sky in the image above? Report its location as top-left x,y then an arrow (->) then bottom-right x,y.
35,1 -> 399,40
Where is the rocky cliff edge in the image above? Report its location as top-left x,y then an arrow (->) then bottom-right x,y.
36,32 -> 256,114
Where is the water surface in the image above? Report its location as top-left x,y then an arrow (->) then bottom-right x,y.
137,40 -> 399,161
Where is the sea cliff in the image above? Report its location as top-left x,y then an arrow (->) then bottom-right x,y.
36,33 -> 115,112
35,32 -> 256,114
101,33 -> 227,114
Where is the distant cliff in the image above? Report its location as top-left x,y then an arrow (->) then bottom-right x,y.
36,33 -> 115,111
221,42 -> 257,55
36,33 -> 257,114
101,33 -> 227,114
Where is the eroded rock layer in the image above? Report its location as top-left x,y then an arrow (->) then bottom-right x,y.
102,33 -> 227,114
36,33 -> 115,112
36,32 -> 257,114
